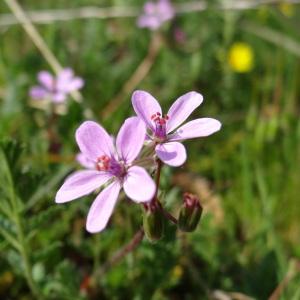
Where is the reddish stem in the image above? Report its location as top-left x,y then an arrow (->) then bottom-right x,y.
151,159 -> 178,225
153,158 -> 162,202
96,228 -> 145,276
159,205 -> 178,225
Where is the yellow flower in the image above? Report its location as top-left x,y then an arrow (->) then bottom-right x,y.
279,3 -> 294,17
228,42 -> 254,73
171,265 -> 183,279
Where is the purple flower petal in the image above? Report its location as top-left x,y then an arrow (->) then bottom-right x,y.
158,0 -> 175,20
68,77 -> 84,91
52,92 -> 67,103
132,90 -> 162,132
166,91 -> 203,133
86,181 -> 121,233
76,153 -> 95,169
58,68 -> 74,81
144,2 -> 156,14
37,71 -> 54,90
155,142 -> 187,166
137,16 -> 161,30
55,170 -> 112,203
123,166 -> 156,202
169,118 -> 222,141
116,117 -> 146,164
29,86 -> 48,100
57,68 -> 84,93
56,69 -> 73,93
75,121 -> 115,161
137,0 -> 174,30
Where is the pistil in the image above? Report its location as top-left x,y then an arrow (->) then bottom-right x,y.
96,155 -> 126,178
96,155 -> 110,171
151,112 -> 169,140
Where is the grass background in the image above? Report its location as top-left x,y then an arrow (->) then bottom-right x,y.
0,0 -> 300,299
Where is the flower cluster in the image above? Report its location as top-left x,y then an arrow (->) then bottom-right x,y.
137,0 -> 175,30
30,68 -> 84,103
56,90 -> 221,234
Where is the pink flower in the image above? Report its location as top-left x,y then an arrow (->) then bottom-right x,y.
56,117 -> 155,233
132,90 -> 222,167
30,68 -> 84,103
137,0 -> 175,30
173,27 -> 186,44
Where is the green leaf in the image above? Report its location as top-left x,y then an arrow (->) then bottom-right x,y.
25,165 -> 72,211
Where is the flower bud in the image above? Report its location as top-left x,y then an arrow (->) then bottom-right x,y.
178,193 -> 203,232
143,201 -> 164,242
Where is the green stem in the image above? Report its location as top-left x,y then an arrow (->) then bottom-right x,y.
221,0 -> 236,105
92,234 -> 101,277
96,228 -> 145,276
152,159 -> 163,203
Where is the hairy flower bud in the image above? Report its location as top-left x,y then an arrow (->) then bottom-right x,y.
178,193 -> 203,232
143,201 -> 164,242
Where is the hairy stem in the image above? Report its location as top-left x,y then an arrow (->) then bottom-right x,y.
95,228 -> 144,276
153,158 -> 163,203
152,158 -> 179,225
159,204 -> 178,225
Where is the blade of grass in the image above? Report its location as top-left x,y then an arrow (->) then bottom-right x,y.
101,32 -> 162,119
243,22 -> 300,58
1,0 -> 300,26
4,0 -> 82,102
25,165 -> 73,212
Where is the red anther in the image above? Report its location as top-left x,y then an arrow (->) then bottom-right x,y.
96,155 -> 111,171
156,112 -> 161,116
164,115 -> 169,120
151,114 -> 156,120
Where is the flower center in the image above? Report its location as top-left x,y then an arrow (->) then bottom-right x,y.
151,112 -> 169,140
96,155 -> 110,171
96,155 -> 126,177
48,78 -> 57,93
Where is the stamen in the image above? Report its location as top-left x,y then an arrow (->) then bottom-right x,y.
150,111 -> 169,140
96,155 -> 110,171
95,155 -> 126,178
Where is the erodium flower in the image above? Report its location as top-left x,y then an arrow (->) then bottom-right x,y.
137,0 -> 175,30
132,90 -> 222,167
56,117 -> 156,233
30,68 -> 84,103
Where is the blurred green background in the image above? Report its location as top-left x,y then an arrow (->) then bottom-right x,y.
1,0 -> 300,299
